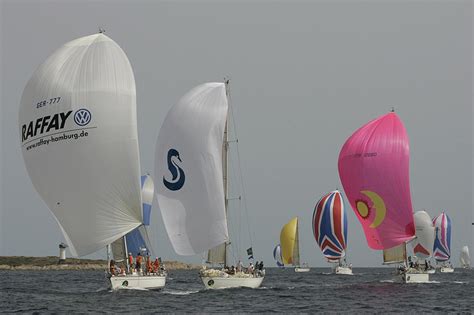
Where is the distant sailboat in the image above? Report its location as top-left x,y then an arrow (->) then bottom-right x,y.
19,33 -> 166,289
432,212 -> 454,272
273,244 -> 284,268
155,81 -> 264,289
460,246 -> 470,269
280,217 -> 310,272
313,190 -> 352,275
412,211 -> 436,274
338,111 -> 427,283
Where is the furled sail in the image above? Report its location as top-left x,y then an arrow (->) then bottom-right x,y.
460,246 -> 470,268
338,112 -> 415,250
273,244 -> 284,267
155,83 -> 229,256
19,33 -> 142,256
313,190 -> 348,261
412,211 -> 435,259
280,217 -> 299,266
432,212 -> 451,262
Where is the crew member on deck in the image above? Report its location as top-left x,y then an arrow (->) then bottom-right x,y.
136,252 -> 143,272
147,255 -> 153,274
237,260 -> 243,273
153,257 -> 160,273
248,262 -> 254,274
109,260 -> 116,276
128,252 -> 134,273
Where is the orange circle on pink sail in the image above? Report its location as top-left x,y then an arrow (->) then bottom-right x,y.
356,200 -> 370,218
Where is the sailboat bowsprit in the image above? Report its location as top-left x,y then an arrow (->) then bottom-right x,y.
19,33 -> 166,290
155,81 -> 264,289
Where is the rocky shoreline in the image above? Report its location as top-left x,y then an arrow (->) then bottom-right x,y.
0,256 -> 200,271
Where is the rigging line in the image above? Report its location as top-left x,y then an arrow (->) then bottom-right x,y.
227,150 -> 241,265
142,226 -> 154,257
227,87 -> 255,251
229,149 -> 242,257
225,81 -> 241,261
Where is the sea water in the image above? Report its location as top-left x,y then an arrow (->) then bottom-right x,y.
0,268 -> 472,313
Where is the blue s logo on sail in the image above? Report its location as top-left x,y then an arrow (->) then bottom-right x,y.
163,149 -> 185,191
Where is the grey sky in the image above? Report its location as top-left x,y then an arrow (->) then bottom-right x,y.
1,0 -> 472,267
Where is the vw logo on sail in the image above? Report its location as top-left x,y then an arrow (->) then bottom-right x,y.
163,148 -> 185,191
74,108 -> 92,126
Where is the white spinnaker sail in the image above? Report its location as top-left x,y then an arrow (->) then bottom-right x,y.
155,83 -> 229,256
460,246 -> 470,267
19,34 -> 142,256
412,211 -> 435,259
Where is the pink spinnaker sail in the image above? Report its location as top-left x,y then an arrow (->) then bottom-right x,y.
338,112 -> 415,250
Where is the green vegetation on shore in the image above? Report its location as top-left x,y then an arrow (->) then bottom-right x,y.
0,256 -> 200,270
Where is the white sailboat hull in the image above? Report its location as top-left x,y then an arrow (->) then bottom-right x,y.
334,266 -> 353,275
395,272 -> 430,283
109,274 -> 166,290
295,267 -> 310,272
440,267 -> 454,273
426,268 -> 436,274
200,276 -> 264,289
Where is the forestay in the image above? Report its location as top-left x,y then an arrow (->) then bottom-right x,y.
155,83 -> 229,256
19,34 -> 142,256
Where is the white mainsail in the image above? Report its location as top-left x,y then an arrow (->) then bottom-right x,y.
155,83 -> 229,256
19,34 -> 143,256
207,243 -> 226,264
383,243 -> 407,265
412,211 -> 435,259
460,245 -> 470,268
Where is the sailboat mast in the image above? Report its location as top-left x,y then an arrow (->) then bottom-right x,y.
106,244 -> 111,262
294,217 -> 300,267
123,235 -> 130,271
223,80 -> 230,267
